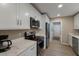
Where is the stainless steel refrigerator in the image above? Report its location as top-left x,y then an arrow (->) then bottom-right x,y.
45,22 -> 50,48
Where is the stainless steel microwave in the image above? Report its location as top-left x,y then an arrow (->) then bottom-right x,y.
30,17 -> 40,29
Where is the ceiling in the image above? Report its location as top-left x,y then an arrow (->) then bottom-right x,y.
33,3 -> 79,18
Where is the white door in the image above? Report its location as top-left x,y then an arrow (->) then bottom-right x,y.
53,22 -> 61,39
0,3 -> 17,30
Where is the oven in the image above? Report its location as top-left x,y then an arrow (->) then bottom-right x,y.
37,37 -> 44,56
24,32 -> 44,56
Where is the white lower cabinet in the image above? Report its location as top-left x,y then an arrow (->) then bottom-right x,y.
68,34 -> 79,55
72,37 -> 79,55
19,44 -> 37,56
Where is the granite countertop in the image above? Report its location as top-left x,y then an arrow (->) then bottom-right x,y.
0,37 -> 36,56
69,33 -> 79,39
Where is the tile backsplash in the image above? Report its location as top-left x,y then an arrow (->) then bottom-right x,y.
73,29 -> 79,35
0,30 -> 44,40
0,30 -> 25,40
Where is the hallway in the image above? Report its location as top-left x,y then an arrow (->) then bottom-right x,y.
42,39 -> 76,56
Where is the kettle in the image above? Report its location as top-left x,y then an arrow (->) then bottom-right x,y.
0,40 -> 12,50
0,35 -> 12,50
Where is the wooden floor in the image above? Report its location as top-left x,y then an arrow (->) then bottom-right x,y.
42,39 -> 76,56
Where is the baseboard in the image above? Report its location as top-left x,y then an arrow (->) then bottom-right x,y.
61,42 -> 69,46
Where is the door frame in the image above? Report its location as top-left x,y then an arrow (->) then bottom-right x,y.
52,20 -> 62,44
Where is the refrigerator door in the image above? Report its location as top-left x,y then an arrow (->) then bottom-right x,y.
45,23 -> 50,48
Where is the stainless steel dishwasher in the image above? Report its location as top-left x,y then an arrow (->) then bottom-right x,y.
72,37 -> 79,55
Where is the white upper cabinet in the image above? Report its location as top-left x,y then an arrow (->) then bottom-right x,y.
74,13 -> 79,29
18,3 -> 42,30
0,3 -> 18,30
0,3 -> 42,30
17,4 -> 30,29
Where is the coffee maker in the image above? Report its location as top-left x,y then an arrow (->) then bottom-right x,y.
0,35 -> 12,52
24,32 -> 36,41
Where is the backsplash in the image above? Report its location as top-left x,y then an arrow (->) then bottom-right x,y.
0,30 -> 26,40
0,30 -> 44,40
36,30 -> 45,36
73,29 -> 79,35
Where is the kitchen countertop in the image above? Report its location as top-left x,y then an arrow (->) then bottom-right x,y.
69,33 -> 79,39
0,37 -> 36,56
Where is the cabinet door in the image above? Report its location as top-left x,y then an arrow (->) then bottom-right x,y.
74,15 -> 77,29
28,44 -> 37,56
16,3 -> 20,29
17,3 -> 30,29
74,13 -> 79,29
0,3 -> 18,30
78,39 -> 79,55
77,14 -> 79,29
19,44 -> 37,56
72,37 -> 78,54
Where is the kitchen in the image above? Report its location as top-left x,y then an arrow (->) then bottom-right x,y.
0,3 -> 79,56
0,3 -> 49,56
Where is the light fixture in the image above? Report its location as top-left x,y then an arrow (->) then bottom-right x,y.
58,4 -> 63,8
17,16 -> 19,19
1,3 -> 7,5
25,13 -> 29,16
57,14 -> 60,17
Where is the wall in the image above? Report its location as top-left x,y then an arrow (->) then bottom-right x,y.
51,16 -> 74,45
62,16 -> 74,44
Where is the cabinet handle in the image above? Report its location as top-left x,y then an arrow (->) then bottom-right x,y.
20,20 -> 22,25
31,47 -> 35,50
17,20 -> 19,25
21,20 -> 22,25
19,20 -> 21,25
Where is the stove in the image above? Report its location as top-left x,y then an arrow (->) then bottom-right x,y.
24,32 -> 44,56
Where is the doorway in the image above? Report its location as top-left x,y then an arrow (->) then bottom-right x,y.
53,22 -> 61,41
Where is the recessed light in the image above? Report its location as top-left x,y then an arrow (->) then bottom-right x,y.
25,13 -> 29,16
57,14 -> 60,17
1,3 -> 7,5
58,4 -> 63,8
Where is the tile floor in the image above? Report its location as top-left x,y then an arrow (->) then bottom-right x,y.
42,39 -> 76,56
